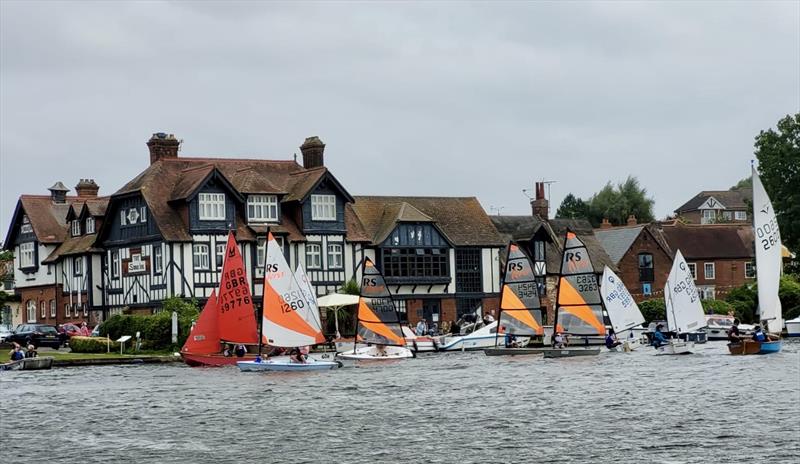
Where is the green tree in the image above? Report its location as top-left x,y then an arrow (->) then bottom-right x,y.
754,113 -> 800,251
730,177 -> 752,191
555,193 -> 590,220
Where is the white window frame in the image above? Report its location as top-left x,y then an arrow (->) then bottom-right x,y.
687,263 -> 697,280
311,194 -> 336,221
735,211 -> 747,221
83,303 -> 88,317
86,217 -> 95,234
247,195 -> 278,222
74,257 -> 83,276
745,261 -> 755,279
26,300 -> 36,322
20,215 -> 33,234
40,300 -> 46,319
120,210 -> 127,226
140,206 -> 147,223
111,251 -> 120,279
50,300 -> 56,318
154,246 -> 163,274
20,242 -> 35,268
198,193 -> 226,221
306,244 -> 322,269
698,286 -> 716,301
257,238 -> 266,268
65,303 -> 71,318
704,262 -> 715,280
71,220 -> 81,237
216,243 -> 226,268
701,209 -> 716,224
193,244 -> 210,270
721,211 -> 733,221
327,243 -> 343,269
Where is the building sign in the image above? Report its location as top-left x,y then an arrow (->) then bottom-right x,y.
123,251 -> 150,276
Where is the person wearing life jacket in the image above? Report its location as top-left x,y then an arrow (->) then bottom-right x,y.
752,326 -> 767,342
503,326 -> 517,348
605,329 -> 621,349
651,324 -> 668,348
234,344 -> 247,357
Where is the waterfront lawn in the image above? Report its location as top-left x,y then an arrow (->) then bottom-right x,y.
33,348 -> 178,361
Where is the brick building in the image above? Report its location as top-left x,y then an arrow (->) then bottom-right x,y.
674,189 -> 751,225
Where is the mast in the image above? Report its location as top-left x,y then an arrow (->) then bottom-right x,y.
493,243 -> 510,349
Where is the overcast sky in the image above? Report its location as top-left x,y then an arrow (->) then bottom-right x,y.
2,1 -> 798,239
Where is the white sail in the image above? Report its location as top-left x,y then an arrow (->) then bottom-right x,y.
294,264 -> 325,334
664,250 -> 706,334
600,266 -> 645,333
752,166 -> 783,333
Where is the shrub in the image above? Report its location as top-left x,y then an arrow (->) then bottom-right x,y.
639,299 -> 665,323
726,284 -> 758,324
99,297 -> 200,350
69,336 -> 119,353
701,299 -> 733,315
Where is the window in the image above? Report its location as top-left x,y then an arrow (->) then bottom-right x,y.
704,262 -> 715,280
456,249 -> 482,293
83,303 -> 88,317
687,263 -> 697,280
74,257 -> 83,276
126,207 -> 140,224
65,303 -> 71,318
40,300 -> 46,319
735,211 -> 747,221
20,242 -> 35,268
247,195 -> 278,222
154,246 -> 163,274
745,261 -> 755,279
311,194 -> 336,220
193,244 -> 210,270
26,300 -> 36,322
642,282 -> 652,296
701,209 -> 716,224
20,215 -> 32,234
216,243 -> 226,267
120,210 -> 126,226
638,253 -> 654,282
394,300 -> 408,322
199,193 -> 226,220
306,244 -> 322,269
382,248 -> 449,279
327,243 -> 343,269
257,238 -> 266,268
722,211 -> 733,221
111,251 -> 120,279
71,220 -> 81,236
698,286 -> 715,300
86,217 -> 95,234
456,297 -> 483,318
533,241 -> 545,262
50,300 -> 56,318
140,206 -> 147,223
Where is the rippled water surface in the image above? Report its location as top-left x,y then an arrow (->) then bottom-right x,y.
2,341 -> 799,463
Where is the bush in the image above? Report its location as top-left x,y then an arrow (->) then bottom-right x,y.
69,336 -> 119,353
701,299 -> 734,315
639,299 -> 665,323
726,283 -> 757,323
99,297 -> 200,350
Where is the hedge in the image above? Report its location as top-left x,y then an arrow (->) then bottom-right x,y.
99,297 -> 200,350
701,299 -> 733,315
69,336 -> 119,353
639,299 -> 665,323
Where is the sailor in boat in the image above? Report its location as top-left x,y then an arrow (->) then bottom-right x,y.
752,326 -> 767,342
234,344 -> 247,358
553,332 -> 568,349
728,319 -> 742,343
503,327 -> 518,348
651,324 -> 668,348
604,329 -> 622,350
9,343 -> 24,361
374,344 -> 389,357
289,346 -> 310,363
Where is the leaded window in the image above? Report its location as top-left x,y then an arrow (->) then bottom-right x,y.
455,248 -> 482,292
382,248 -> 449,279
71,220 -> 81,237
154,246 -> 163,274
111,251 -> 120,279
199,193 -> 226,220
456,297 -> 483,318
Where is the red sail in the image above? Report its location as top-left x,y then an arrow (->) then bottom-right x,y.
181,290 -> 220,355
217,232 -> 259,344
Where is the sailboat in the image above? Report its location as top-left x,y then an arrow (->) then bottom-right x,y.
237,233 -> 340,371
659,250 -> 705,355
181,232 -> 260,366
729,165 -> 783,355
600,266 -> 646,351
484,242 -> 544,356
336,257 -> 414,361
542,230 -> 605,358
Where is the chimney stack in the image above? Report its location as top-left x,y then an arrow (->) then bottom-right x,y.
600,218 -> 612,229
75,179 -> 99,198
531,182 -> 549,219
147,132 -> 180,165
627,214 -> 637,226
300,136 -> 325,169
48,181 -> 69,204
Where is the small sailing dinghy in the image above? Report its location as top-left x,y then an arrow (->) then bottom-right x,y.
729,165 -> 783,355
336,257 -> 414,361
238,233 -> 340,372
542,230 -> 604,359
484,242 -> 543,356
1,356 -> 54,371
181,232 -> 260,366
600,266 -> 646,352
658,250 -> 705,355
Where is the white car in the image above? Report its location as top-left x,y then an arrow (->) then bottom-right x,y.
0,324 -> 13,343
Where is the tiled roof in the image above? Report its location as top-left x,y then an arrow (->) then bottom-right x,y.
595,225 -> 645,264
352,196 -> 505,247
43,234 -> 103,264
660,223 -> 753,259
18,196 -> 81,244
675,189 -> 751,213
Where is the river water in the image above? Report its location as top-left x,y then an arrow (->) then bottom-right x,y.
2,341 -> 799,463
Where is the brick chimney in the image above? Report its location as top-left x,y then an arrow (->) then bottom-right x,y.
531,182 -> 549,219
147,132 -> 180,165
75,179 -> 99,198
627,214 -> 637,226
600,218 -> 612,229
300,136 -> 325,169
48,181 -> 69,204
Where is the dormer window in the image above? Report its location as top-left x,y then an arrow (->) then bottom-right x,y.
86,217 -> 95,234
71,220 -> 81,237
199,193 -> 226,220
247,195 -> 278,222
20,215 -> 32,234
311,194 -> 336,221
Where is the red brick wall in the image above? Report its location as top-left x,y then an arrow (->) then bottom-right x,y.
406,299 -> 422,324
441,298 -> 456,325
690,258 -> 754,299
617,230 -> 673,302
19,285 -> 57,325
482,296 -> 499,319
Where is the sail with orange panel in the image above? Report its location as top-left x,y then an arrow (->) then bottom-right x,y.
216,231 -> 259,344
496,242 -> 544,341
355,257 -> 406,347
261,232 -> 326,347
554,230 -> 606,336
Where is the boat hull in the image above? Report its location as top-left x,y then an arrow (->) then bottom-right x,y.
655,339 -> 694,355
334,337 -> 437,353
181,352 -> 259,367
336,345 -> 414,360
0,356 -> 54,371
786,319 -> 800,337
541,348 -> 601,358
728,340 -> 782,355
237,355 -> 341,372
484,347 -> 547,356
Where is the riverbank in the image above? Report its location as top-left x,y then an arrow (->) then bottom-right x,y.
13,348 -> 182,367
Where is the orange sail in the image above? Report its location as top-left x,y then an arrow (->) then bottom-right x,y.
554,230 -> 606,335
217,232 -> 259,344
498,242 -> 544,336
181,290 -> 220,355
356,258 -> 406,346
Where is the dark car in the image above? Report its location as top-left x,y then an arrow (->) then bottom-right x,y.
5,324 -> 63,349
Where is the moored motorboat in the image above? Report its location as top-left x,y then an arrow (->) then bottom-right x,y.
786,317 -> 800,337
1,356 -> 55,371
435,321 -> 518,351
704,314 -> 755,341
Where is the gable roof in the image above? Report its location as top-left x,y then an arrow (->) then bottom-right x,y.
4,195 -> 81,248
675,189 -> 752,213
352,196 -> 505,247
594,225 -> 645,264
659,223 -> 754,260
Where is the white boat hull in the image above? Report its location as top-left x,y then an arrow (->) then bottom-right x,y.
655,339 -> 694,355
334,338 -> 436,353
336,345 -> 414,361
785,318 -> 800,337
237,355 -> 341,372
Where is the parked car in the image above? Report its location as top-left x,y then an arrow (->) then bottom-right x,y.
58,323 -> 82,338
90,323 -> 102,337
0,324 -> 13,343
5,324 -> 64,349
